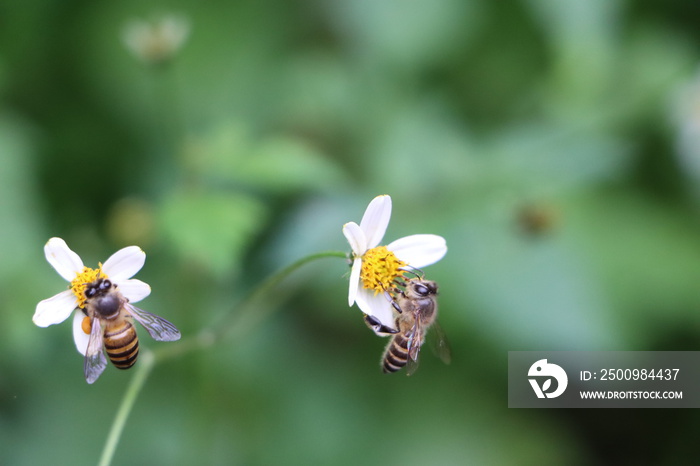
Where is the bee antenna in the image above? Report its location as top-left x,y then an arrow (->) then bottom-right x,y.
400,266 -> 425,280
391,276 -> 407,289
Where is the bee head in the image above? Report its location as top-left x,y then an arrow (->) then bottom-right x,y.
85,278 -> 122,318
85,278 -> 113,299
410,280 -> 438,298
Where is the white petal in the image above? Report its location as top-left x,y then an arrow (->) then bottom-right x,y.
359,195 -> 391,249
72,310 -> 90,356
354,287 -> 396,330
118,279 -> 151,303
347,258 -> 362,306
44,238 -> 84,282
33,290 -> 78,327
388,234 -> 447,268
342,222 -> 367,256
102,246 -> 146,282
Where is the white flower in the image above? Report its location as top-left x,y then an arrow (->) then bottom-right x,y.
34,238 -> 151,355
122,14 -> 190,65
342,195 -> 447,333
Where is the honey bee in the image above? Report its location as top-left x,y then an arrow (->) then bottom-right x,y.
381,277 -> 450,375
82,277 -> 180,384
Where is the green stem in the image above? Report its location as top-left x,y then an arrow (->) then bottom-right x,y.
97,250 -> 347,465
218,250 -> 348,345
98,350 -> 155,466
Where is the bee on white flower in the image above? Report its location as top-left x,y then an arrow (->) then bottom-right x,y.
34,238 -> 180,383
342,195 -> 447,335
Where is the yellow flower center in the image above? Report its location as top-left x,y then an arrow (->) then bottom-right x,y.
70,265 -> 107,309
359,246 -> 407,294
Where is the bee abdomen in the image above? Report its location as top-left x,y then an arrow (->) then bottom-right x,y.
382,333 -> 409,373
104,321 -> 139,370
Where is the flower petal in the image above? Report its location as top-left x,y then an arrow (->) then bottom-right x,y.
44,238 -> 84,282
102,246 -> 146,282
33,290 -> 78,327
118,279 -> 151,303
342,222 -> 367,256
347,258 -> 362,306
388,234 -> 447,268
354,287 -> 396,331
359,195 -> 391,249
72,310 -> 90,356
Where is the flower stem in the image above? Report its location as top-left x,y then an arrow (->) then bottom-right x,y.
216,250 -> 348,345
97,250 -> 347,465
98,350 -> 154,466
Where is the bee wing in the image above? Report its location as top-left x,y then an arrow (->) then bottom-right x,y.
125,303 -> 181,342
406,352 -> 421,376
405,312 -> 426,376
84,317 -> 108,384
429,319 -> 452,365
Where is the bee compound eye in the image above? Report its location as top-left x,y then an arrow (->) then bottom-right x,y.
414,284 -> 429,296
101,279 -> 112,289
85,287 -> 95,298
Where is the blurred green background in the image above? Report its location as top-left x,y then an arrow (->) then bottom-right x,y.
3,0 -> 700,464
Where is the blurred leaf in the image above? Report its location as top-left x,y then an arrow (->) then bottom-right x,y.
185,122 -> 346,193
324,0 -> 480,70
0,114 -> 43,278
477,121 -> 633,194
106,197 -> 157,247
569,191 -> 700,328
239,136 -> 346,192
623,26 -> 695,121
525,0 -> 623,106
450,211 -> 620,350
370,100 -> 475,199
525,0 -> 622,44
158,190 -> 268,275
277,53 -> 360,133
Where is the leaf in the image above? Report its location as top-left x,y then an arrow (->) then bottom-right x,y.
159,191 -> 268,275
183,122 -> 346,193
542,379 -> 552,392
236,136 -> 346,192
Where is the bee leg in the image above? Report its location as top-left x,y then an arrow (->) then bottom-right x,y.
392,281 -> 405,292
382,289 -> 404,314
364,315 -> 399,335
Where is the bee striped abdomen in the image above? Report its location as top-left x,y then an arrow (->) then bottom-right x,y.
104,320 -> 139,370
382,333 -> 410,373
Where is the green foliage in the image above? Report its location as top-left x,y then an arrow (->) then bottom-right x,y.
3,1 -> 700,465
183,122 -> 347,192
159,190 -> 267,276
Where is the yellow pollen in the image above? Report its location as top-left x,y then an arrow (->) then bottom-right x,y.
70,265 -> 107,309
81,316 -> 92,335
359,246 -> 407,294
